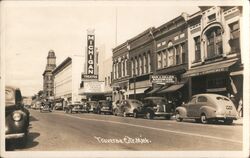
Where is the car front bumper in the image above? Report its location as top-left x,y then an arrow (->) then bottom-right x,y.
215,115 -> 237,120
154,112 -> 173,117
6,133 -> 25,139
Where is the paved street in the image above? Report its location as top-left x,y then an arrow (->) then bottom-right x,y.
7,109 -> 242,151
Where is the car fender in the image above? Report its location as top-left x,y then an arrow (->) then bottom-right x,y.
200,106 -> 216,118
175,107 -> 187,118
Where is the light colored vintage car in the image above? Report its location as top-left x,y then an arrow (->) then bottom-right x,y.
175,93 -> 238,124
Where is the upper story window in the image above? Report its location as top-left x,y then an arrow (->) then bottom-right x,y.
147,52 -> 151,72
181,43 -> 186,64
176,45 -> 181,65
208,14 -> 216,23
139,56 -> 142,75
162,50 -> 167,68
168,48 -> 174,66
143,54 -> 147,74
135,57 -> 138,75
157,52 -> 162,69
194,36 -> 201,62
229,21 -> 240,53
131,59 -> 134,76
206,27 -> 223,59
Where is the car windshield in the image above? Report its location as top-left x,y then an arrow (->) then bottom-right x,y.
5,88 -> 15,106
216,97 -> 230,101
88,102 -> 97,106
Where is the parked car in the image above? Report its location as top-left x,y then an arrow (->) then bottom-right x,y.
64,101 -> 89,113
33,101 -> 41,110
86,101 -> 98,113
140,97 -> 174,119
175,93 -> 238,124
5,86 -> 30,147
95,100 -> 113,114
40,102 -> 52,112
53,102 -> 63,110
113,99 -> 143,117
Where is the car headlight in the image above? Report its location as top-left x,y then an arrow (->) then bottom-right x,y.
12,112 -> 22,121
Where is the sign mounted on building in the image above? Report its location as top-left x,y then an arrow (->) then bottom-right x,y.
81,81 -> 105,93
150,75 -> 176,84
87,34 -> 95,75
82,73 -> 98,80
82,29 -> 98,80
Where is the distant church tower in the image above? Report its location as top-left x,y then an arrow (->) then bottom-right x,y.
43,50 -> 56,100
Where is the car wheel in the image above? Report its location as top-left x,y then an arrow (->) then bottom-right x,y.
224,119 -> 233,125
133,111 -> 138,118
200,113 -> 208,124
146,111 -> 153,119
175,111 -> 183,122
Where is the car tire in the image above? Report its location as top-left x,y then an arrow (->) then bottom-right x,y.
224,119 -> 233,125
175,111 -> 183,122
200,113 -> 208,124
146,111 -> 153,119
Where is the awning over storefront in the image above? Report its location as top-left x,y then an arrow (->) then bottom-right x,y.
182,60 -> 237,78
125,87 -> 148,95
147,86 -> 163,94
157,83 -> 184,94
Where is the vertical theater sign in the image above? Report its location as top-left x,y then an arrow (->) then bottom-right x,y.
82,29 -> 98,80
79,29 -> 105,99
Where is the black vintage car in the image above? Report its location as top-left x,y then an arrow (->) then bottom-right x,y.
5,86 -> 30,147
139,97 -> 174,120
64,101 -> 89,113
95,100 -> 113,115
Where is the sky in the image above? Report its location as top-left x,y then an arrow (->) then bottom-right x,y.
2,1 -> 200,96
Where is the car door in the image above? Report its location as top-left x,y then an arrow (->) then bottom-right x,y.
187,96 -> 197,117
195,96 -> 208,117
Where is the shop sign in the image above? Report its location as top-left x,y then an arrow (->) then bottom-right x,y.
191,68 -> 227,77
87,34 -> 95,75
150,75 -> 176,84
82,74 -> 98,80
83,81 -> 105,93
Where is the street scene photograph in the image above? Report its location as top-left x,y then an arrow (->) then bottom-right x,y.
1,0 -> 249,158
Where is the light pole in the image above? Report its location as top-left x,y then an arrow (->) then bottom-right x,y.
133,74 -> 136,99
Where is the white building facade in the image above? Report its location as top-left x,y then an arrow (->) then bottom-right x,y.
53,55 -> 84,105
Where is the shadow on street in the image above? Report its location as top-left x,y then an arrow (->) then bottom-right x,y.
6,132 -> 40,151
